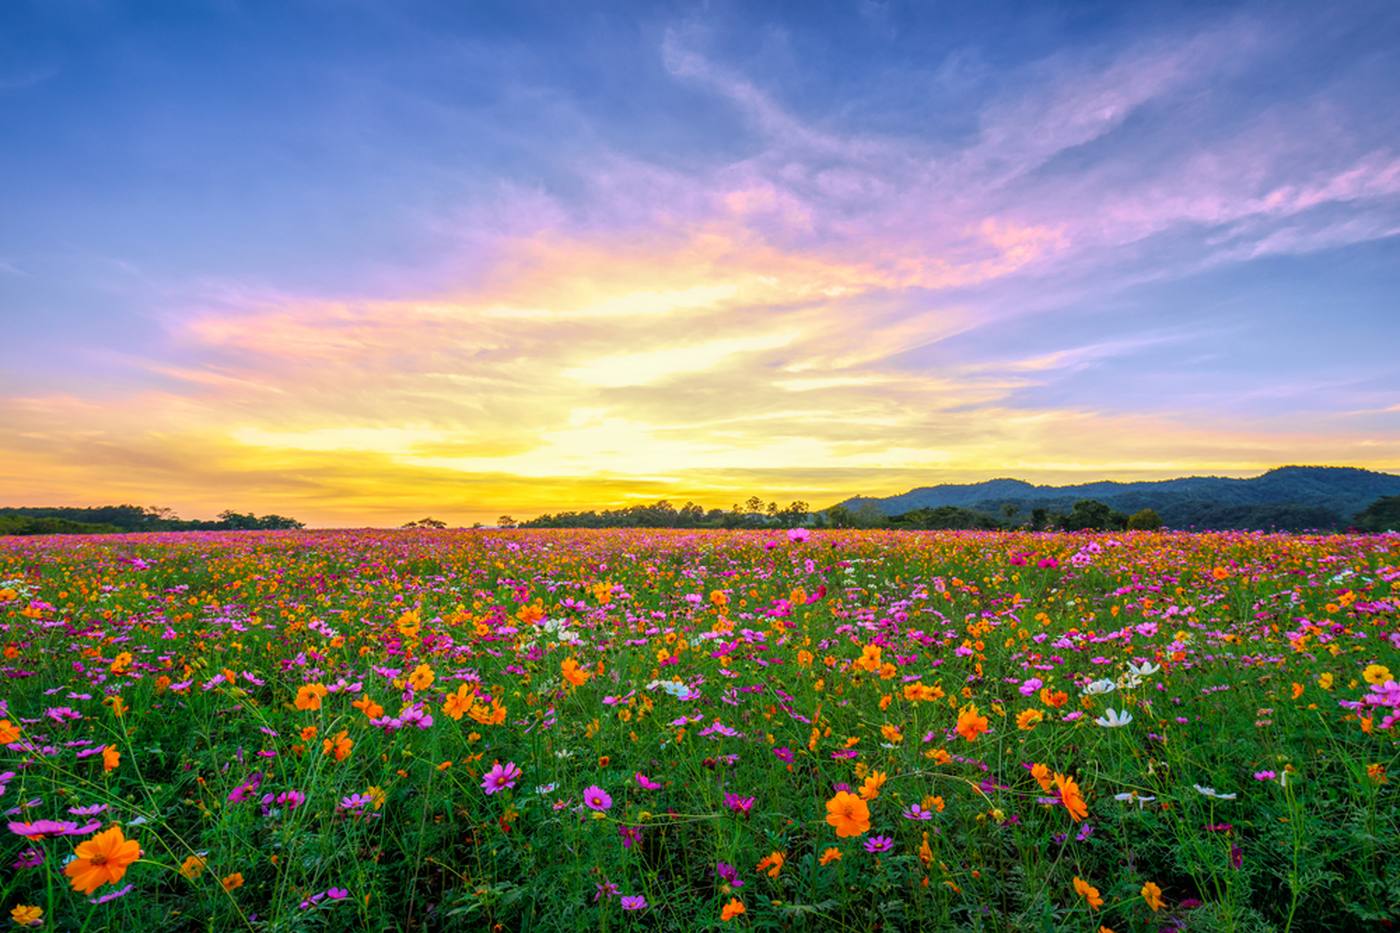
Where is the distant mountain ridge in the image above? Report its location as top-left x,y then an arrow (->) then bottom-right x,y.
834,466 -> 1400,529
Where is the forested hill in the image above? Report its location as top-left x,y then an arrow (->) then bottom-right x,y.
835,466 -> 1400,530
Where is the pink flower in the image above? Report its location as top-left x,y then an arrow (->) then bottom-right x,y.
634,772 -> 661,790
482,761 -> 522,795
787,528 -> 810,543
864,835 -> 894,853
620,895 -> 647,911
7,819 -> 101,839
583,785 -> 612,811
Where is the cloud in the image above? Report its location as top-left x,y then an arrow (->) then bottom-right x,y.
3,8 -> 1398,524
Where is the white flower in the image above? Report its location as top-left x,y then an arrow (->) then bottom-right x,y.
1128,661 -> 1161,678
1193,784 -> 1237,800
1113,791 -> 1156,809
1094,708 -> 1134,728
1082,679 -> 1116,695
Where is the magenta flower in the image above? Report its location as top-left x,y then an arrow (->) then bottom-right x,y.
7,819 -> 101,839
634,772 -> 661,790
723,792 -> 755,815
482,761 -> 522,795
864,835 -> 894,853
618,824 -> 642,848
787,528 -> 810,543
620,895 -> 648,911
583,785 -> 612,811
772,747 -> 794,763
901,803 -> 932,821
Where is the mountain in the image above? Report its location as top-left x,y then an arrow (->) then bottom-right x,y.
833,466 -> 1400,530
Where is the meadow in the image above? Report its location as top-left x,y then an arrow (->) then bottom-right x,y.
0,528 -> 1396,931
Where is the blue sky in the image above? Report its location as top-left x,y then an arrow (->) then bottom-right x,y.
2,0 -> 1397,524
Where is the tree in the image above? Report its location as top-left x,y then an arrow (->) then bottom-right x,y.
403,517 -> 447,529
497,516 -> 518,529
1059,499 -> 1128,531
1354,495 -> 1400,532
1030,507 -> 1050,531
1126,508 -> 1163,530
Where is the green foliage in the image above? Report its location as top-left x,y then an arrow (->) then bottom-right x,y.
1353,495 -> 1400,531
0,505 -> 304,535
1127,507 -> 1164,530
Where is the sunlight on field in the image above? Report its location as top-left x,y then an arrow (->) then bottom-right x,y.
0,528 -> 1396,929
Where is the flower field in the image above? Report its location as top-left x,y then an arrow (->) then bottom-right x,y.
0,528 -> 1396,931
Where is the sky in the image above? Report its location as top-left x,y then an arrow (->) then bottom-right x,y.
2,0 -> 1398,527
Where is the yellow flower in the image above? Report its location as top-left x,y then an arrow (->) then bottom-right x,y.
1363,664 -> 1392,685
9,905 -> 42,927
1017,709 -> 1044,730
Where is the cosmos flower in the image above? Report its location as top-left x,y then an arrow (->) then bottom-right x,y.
863,835 -> 893,853
1193,784 -> 1237,800
825,791 -> 870,837
583,785 -> 612,811
482,761 -> 522,795
64,825 -> 140,895
1094,708 -> 1133,728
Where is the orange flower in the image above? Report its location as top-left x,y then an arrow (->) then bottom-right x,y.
1030,763 -> 1053,792
858,770 -> 887,800
755,851 -> 785,878
294,683 -> 328,711
352,693 -> 384,719
179,854 -> 207,879
1141,881 -> 1165,911
442,683 -> 475,721
1054,772 -> 1088,822
819,846 -> 843,866
720,897 -> 745,921
408,663 -> 435,691
102,745 -> 120,773
322,730 -> 353,762
561,657 -> 590,686
825,791 -> 871,837
1073,876 -> 1104,909
1040,688 -> 1068,708
64,825 -> 140,895
955,704 -> 989,742
0,719 -> 21,743
1017,709 -> 1043,730
222,872 -> 244,891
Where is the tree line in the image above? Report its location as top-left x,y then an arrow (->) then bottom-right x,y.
0,505 -> 304,536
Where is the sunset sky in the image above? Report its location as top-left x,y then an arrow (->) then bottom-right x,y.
2,1 -> 1399,526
